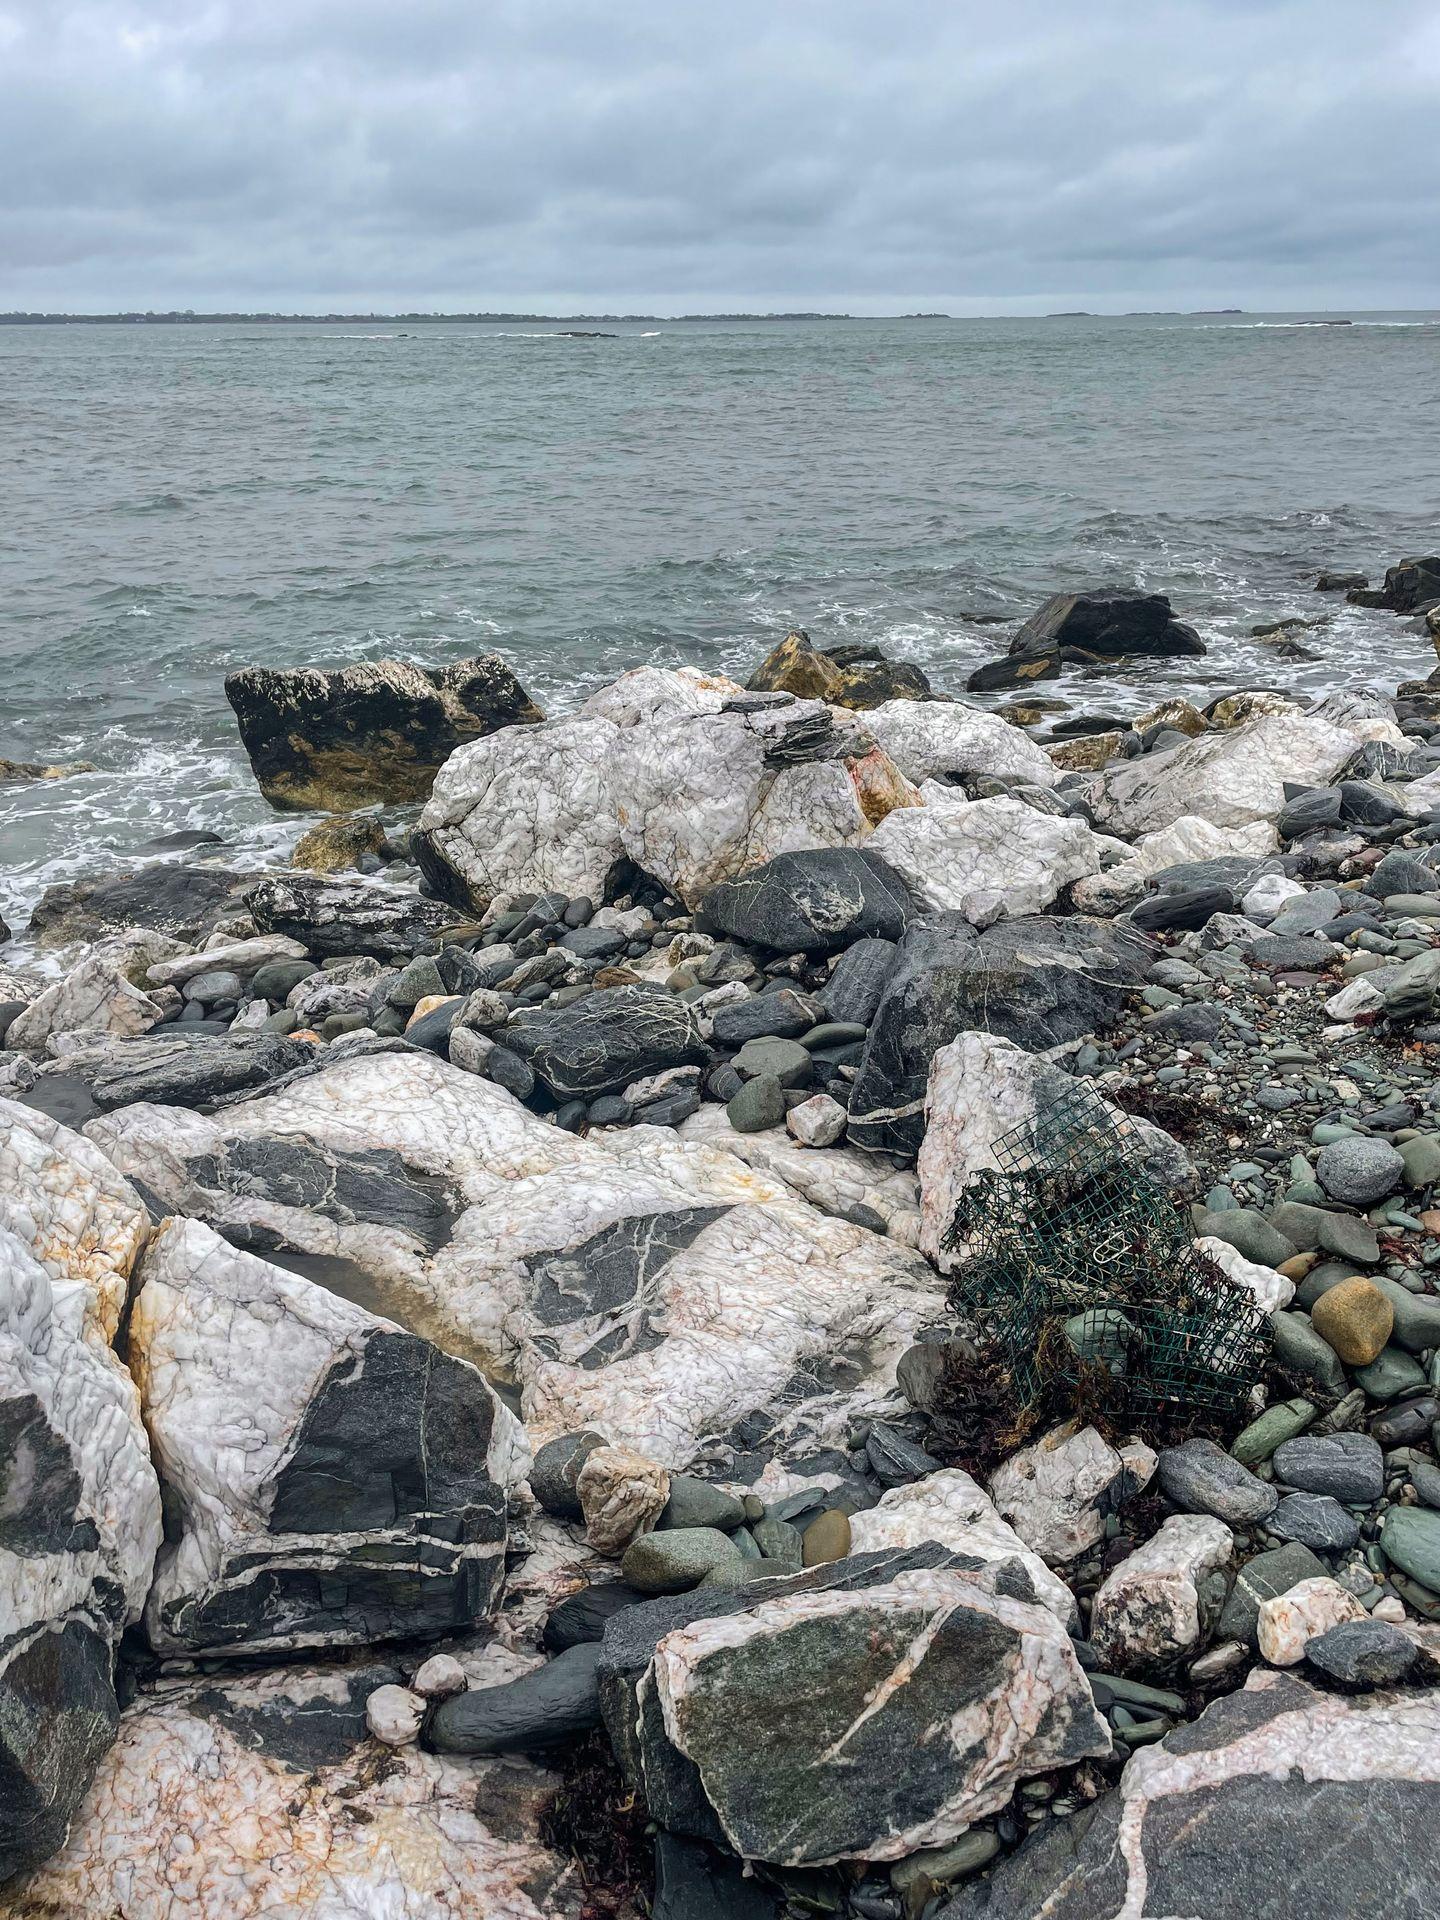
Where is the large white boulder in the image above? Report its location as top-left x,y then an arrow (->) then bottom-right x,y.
418,679 -> 920,912
847,1467 -> 1079,1627
868,788 -> 1100,922
861,698 -> 1058,789
130,1216 -> 527,1658
1089,709 -> 1396,836
1072,813 -> 1279,911
7,1661 -> 587,1919
6,928 -> 183,1055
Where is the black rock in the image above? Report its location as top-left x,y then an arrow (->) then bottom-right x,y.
709,989 -> 816,1049
507,983 -> 707,1099
225,654 -> 542,811
1367,850 -> 1440,898
33,1032 -> 316,1113
27,863 -> 252,948
697,848 -> 915,956
424,1643 -> 603,1754
1305,1619 -> 1419,1690
818,938 -> 901,1025
1007,586 -> 1208,664
0,1615 -> 120,1882
1338,780 -> 1412,828
529,1430 -> 606,1520
485,1045 -> 536,1100
865,1425 -> 941,1486
558,925 -> 629,962
1267,1492 -> 1359,1552
847,914 -> 1152,1155
404,999 -> 463,1054
1245,934 -> 1340,971
542,1581 -> 648,1653
1130,888 -> 1232,932
1278,788 -> 1344,839
653,1831 -> 783,1920
1377,555 -> 1440,614
247,874 -> 466,961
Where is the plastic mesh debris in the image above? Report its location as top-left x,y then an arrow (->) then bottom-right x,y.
944,1084 -> 1269,1420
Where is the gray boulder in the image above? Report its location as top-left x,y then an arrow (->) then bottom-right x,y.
938,1671 -> 1440,1920
697,848 -> 915,955
848,914 -> 1153,1155
507,982 -> 707,1100
247,872 -> 466,960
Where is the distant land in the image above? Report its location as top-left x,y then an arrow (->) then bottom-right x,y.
0,309 -> 954,327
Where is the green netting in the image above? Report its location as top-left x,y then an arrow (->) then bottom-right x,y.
944,1084 -> 1269,1420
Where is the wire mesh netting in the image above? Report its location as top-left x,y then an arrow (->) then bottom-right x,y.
944,1083 -> 1269,1420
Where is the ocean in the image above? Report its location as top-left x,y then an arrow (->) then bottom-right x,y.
2,311 -> 1438,941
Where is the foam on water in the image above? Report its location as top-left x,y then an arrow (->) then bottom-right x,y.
3,311 -> 1438,936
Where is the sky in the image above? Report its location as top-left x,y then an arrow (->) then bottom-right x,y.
1,0 -> 1437,316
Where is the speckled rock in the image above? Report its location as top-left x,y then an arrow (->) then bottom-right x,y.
1089,1513 -> 1234,1669
1257,1575 -> 1366,1665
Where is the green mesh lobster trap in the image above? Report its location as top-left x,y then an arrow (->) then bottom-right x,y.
944,1084 -> 1269,1421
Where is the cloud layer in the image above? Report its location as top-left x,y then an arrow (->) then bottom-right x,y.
2,0 -> 1437,312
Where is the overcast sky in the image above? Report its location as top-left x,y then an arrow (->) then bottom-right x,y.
2,0 -> 1436,314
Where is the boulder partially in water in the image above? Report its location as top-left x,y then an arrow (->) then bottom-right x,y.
26,863 -> 255,949
747,630 -> 934,709
129,1216 -> 526,1658
225,653 -> 543,811
965,586 -> 1206,690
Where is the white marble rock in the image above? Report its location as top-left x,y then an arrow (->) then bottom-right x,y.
1257,1575 -> 1367,1666
988,1421 -> 1157,1566
1089,1512 -> 1234,1669
129,1216 -> 528,1658
850,697 -> 1059,790
576,1441 -> 672,1553
867,787 -> 1100,924
6,928 -> 184,1054
847,1467 -> 1079,1627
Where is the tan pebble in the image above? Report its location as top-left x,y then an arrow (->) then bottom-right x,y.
1310,1276 -> 1393,1367
407,993 -> 460,1027
802,1508 -> 851,1567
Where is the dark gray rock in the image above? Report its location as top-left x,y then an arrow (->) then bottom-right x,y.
653,1831 -> 783,1920
529,1430 -> 606,1521
1305,1619 -> 1419,1690
659,1476 -> 747,1532
542,1582 -> 647,1654
506,983 -> 706,1099
697,848 -> 915,956
819,938 -> 901,1026
34,1031 -> 316,1113
190,1661 -> 399,1772
25,863 -> 254,949
0,1617 -> 120,1882
1272,1432 -> 1384,1505
1131,888 -> 1232,933
226,653 -> 542,811
1157,1438 -> 1278,1525
709,989 -> 816,1049
848,914 -> 1153,1155
1278,788 -> 1344,839
558,925 -> 629,962
727,1075 -> 787,1132
937,1672 -> 1440,1920
1216,1542 -> 1328,1647
424,1643 -> 603,1754
484,1045 -> 535,1100
248,873 -> 465,960
1368,850 -> 1440,898
1267,1492 -> 1359,1552
1007,586 -> 1208,664
1378,555 -> 1440,614
731,1036 -> 813,1086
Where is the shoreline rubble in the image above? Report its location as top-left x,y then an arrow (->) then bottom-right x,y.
6,570 -> 1440,1917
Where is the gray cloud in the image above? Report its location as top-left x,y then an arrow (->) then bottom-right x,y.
1,0 -> 1436,312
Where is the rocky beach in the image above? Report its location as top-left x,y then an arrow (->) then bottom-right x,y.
8,555 -> 1440,1920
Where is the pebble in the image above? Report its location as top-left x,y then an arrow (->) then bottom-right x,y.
366,1683 -> 426,1747
732,1035 -> 814,1086
1272,1431 -> 1384,1504
411,1654 -> 468,1699
786,1092 -> 848,1147
801,1508 -> 852,1566
1157,1438 -> 1278,1525
623,1527 -> 745,1594
1256,1576 -> 1367,1665
1379,1506 -> 1440,1594
1309,1276 -> 1395,1366
1268,1492 -> 1360,1552
658,1474 -> 746,1533
727,1073 -> 787,1133
1231,1398 -> 1315,1466
1314,1136 -> 1404,1206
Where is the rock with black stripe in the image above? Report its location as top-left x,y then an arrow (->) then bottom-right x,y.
129,1216 -> 527,1658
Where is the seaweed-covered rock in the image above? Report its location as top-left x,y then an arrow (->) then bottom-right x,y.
225,654 -> 543,811
130,1217 -> 526,1657
747,630 -> 933,708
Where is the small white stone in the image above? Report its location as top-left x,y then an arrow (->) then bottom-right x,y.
1257,1576 -> 1367,1666
447,1025 -> 495,1074
1240,874 -> 1307,923
411,1654 -> 468,1699
988,1421 -> 1155,1566
365,1683 -> 427,1746
1324,977 -> 1385,1022
1194,1236 -> 1294,1315
1371,1595 -> 1407,1625
786,1094 -> 848,1148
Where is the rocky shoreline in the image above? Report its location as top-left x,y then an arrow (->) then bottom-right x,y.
4,563 -> 1440,1919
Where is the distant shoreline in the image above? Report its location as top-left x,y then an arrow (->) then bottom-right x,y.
0,310 -> 950,327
